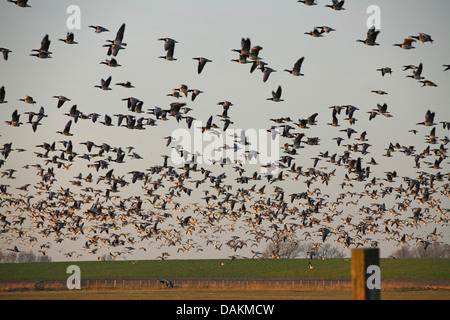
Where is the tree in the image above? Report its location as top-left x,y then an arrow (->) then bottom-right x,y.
262,241 -> 346,259
0,250 -> 52,263
391,243 -> 449,258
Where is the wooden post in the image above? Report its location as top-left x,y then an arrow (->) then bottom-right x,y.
352,248 -> 380,300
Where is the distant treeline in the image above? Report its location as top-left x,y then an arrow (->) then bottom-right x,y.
391,243 -> 449,258
0,251 -> 52,263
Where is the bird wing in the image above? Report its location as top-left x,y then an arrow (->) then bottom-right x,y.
104,76 -> 112,87
64,120 -> 72,133
115,23 -> 126,43
293,57 -> 304,72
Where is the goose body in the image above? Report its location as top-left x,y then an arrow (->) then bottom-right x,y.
406,63 -> 423,80
116,81 -> 134,88
357,26 -> 380,46
52,95 -> 71,108
57,120 -> 73,136
325,0 -> 345,10
262,66 -> 276,82
30,34 -> 52,58
267,86 -> 283,102
411,33 -> 433,43
393,37 -> 416,49
298,0 -> 317,5
100,58 -> 121,67
5,110 -> 22,127
0,86 -> 7,103
305,28 -> 324,37
285,57 -> 305,76
95,76 -> 112,90
59,32 -> 78,44
420,80 -> 437,87
8,0 -> 31,7
89,25 -> 109,33
158,38 -> 177,61
416,110 -> 436,126
19,95 -> 36,104
0,48 -> 12,60
107,23 -> 126,46
193,57 -> 212,74
377,67 -> 392,76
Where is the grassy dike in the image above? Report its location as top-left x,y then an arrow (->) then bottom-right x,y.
0,258 -> 449,280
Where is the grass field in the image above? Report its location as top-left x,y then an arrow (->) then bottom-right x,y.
1,258 -> 449,280
1,258 -> 449,300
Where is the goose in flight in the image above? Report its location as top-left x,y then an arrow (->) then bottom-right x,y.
416,110 -> 436,127
262,66 -> 276,82
249,46 -> 263,61
340,127 -> 357,139
217,101 -> 233,111
29,51 -> 52,59
29,108 -> 46,132
357,26 -> 380,46
58,32 -> 78,44
393,37 -> 416,49
193,57 -> 212,74
267,86 -> 283,102
377,67 -> 392,77
100,115 -> 113,126
89,25 -> 109,33
231,53 -> 249,64
285,57 -> 305,76
250,60 -> 266,73
116,81 -> 134,88
168,102 -> 186,116
18,95 -> 36,105
371,90 -> 388,95
106,23 -> 126,47
411,33 -> 433,43
232,37 -> 251,57
7,0 -> 31,7
159,44 -> 177,61
316,26 -> 336,33
325,0 -> 345,11
57,121 -> 73,136
175,83 -> 189,97
5,110 -> 22,127
0,86 -> 7,103
30,34 -> 52,58
103,43 -> 125,57
52,95 -> 71,108
373,103 -> 392,117
327,110 -> 340,127
406,63 -> 423,80
298,0 -> 317,5
232,38 -> 263,62
188,89 -> 203,101
95,76 -> 112,90
402,65 -> 418,71
0,48 -> 12,60
159,37 -> 178,52
321,227 -> 332,242
420,80 -> 437,87
100,58 -> 121,67
158,38 -> 177,61
305,27 -> 324,37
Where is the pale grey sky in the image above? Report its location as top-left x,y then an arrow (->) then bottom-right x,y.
0,0 -> 449,261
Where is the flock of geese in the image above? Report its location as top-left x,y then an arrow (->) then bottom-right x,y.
0,0 -> 449,261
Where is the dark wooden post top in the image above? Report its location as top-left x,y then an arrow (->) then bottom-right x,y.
352,248 -> 380,300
